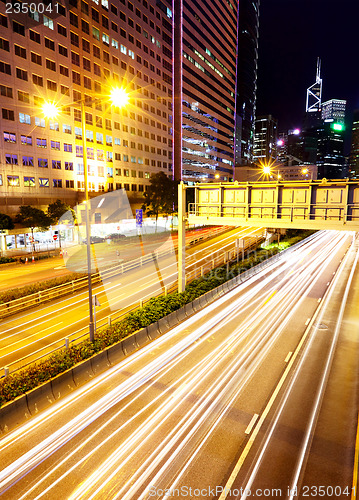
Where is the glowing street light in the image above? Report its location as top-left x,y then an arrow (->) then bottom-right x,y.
262,165 -> 271,175
42,101 -> 60,119
42,88 -> 129,342
109,87 -> 130,107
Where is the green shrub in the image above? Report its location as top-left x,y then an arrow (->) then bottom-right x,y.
0,257 -> 17,264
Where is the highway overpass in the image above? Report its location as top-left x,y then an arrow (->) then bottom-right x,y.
177,180 -> 359,291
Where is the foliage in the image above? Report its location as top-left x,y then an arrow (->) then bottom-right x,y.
0,213 -> 14,230
47,199 -> 71,225
0,257 -> 17,264
0,231 -> 311,407
15,205 -> 52,231
142,172 -> 178,222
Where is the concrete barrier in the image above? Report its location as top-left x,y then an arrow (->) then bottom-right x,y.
158,316 -> 170,334
107,342 -> 126,365
0,395 -> 31,433
121,335 -> 139,356
167,311 -> 179,329
147,322 -> 160,340
176,307 -> 187,323
185,303 -> 194,317
135,327 -> 150,348
26,382 -> 55,415
51,370 -> 77,400
72,358 -> 95,387
192,297 -> 202,312
91,350 -> 110,375
199,295 -> 208,308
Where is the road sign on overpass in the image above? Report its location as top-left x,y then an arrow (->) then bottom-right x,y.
184,180 -> 359,231
176,180 -> 359,293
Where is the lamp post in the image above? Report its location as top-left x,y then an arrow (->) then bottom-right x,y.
43,88 -> 129,341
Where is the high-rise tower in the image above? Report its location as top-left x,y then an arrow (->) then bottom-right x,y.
304,58 -> 323,129
350,110 -> 359,179
234,0 -> 260,170
173,0 -> 238,182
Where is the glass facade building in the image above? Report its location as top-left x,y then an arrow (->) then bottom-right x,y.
173,0 -> 238,182
234,0 -> 260,170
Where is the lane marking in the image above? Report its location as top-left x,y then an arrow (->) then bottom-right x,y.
305,318 -> 310,326
262,290 -> 277,307
351,411 -> 359,500
318,298 -> 321,303
284,352 -> 292,363
245,414 -> 259,435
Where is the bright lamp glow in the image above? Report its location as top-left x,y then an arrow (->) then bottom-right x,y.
277,139 -> 284,146
332,123 -> 344,131
263,166 -> 271,174
42,101 -> 59,119
302,168 -> 309,175
110,87 -> 129,107
293,128 -> 301,135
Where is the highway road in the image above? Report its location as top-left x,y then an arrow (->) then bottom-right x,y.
0,226 -> 231,293
0,226 -> 262,371
0,230 -> 357,499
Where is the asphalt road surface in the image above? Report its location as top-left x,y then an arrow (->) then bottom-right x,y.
0,230 -> 357,499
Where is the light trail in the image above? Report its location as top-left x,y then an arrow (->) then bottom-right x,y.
0,230 -> 352,499
235,236 -> 357,500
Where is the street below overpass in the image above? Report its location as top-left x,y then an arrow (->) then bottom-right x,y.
0,230 -> 358,499
0,226 -> 262,371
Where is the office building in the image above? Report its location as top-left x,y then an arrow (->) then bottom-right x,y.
234,0 -> 260,170
253,114 -> 278,164
173,0 -> 238,183
321,99 -> 346,124
316,121 -> 346,179
349,110 -> 359,178
0,0 -> 174,215
1,0 -> 258,214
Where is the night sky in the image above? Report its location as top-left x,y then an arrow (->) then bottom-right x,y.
256,0 -> 359,135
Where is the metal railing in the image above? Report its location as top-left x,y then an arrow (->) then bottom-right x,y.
1,233 -> 264,377
0,225 -> 231,319
188,203 -> 359,224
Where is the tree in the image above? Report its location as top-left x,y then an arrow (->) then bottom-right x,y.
15,205 -> 52,231
47,199 -> 71,224
0,213 -> 14,230
142,172 -> 178,226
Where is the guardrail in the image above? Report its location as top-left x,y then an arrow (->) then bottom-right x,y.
0,232 -> 267,377
0,225 -> 231,319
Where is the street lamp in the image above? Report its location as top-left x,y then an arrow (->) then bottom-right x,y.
43,88 -> 129,341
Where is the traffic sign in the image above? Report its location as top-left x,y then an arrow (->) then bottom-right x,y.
136,209 -> 143,227
53,234 -> 58,241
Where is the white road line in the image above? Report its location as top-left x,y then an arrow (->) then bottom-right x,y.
305,318 -> 310,326
318,297 -> 321,302
245,414 -> 259,435
284,352 -> 292,363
